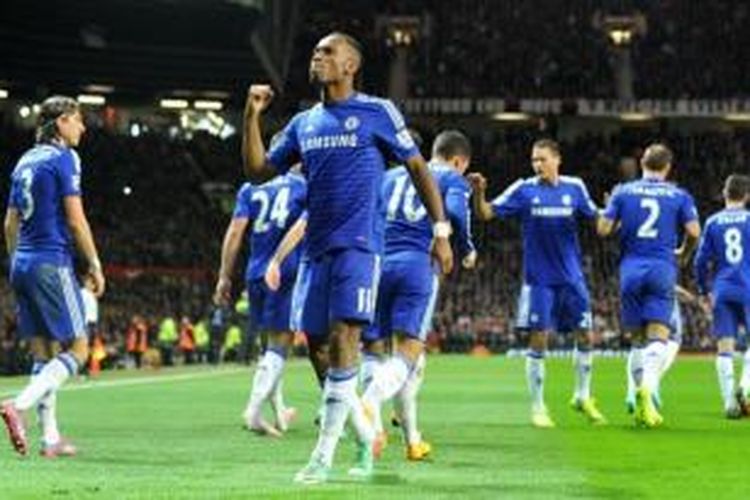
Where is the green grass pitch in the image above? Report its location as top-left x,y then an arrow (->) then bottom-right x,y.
0,356 -> 747,499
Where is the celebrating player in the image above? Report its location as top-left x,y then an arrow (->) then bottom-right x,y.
361,129 -> 477,461
693,174 -> 750,418
2,96 -> 105,456
598,143 -> 700,428
470,139 -> 605,428
214,166 -> 306,436
242,32 -> 453,483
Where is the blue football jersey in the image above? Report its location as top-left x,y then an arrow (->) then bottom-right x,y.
603,178 -> 698,263
233,172 -> 307,282
382,162 -> 474,257
267,92 -> 420,258
7,144 -> 82,262
491,175 -> 598,285
694,208 -> 750,299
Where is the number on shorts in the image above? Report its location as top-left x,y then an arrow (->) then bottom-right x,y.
386,175 -> 427,223
724,227 -> 743,264
357,287 -> 374,314
637,198 -> 660,239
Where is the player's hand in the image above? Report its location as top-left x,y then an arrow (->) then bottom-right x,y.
467,173 -> 487,193
214,277 -> 232,306
432,236 -> 454,275
265,259 -> 281,291
246,85 -> 275,115
88,266 -> 105,298
461,250 -> 477,269
698,294 -> 712,315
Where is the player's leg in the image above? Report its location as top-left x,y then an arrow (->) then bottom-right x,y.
295,250 -> 378,483
264,283 -> 298,432
2,262 -> 88,456
362,257 -> 435,457
361,339 -> 386,393
662,300 -> 683,377
244,330 -> 293,436
713,300 -> 742,418
560,283 -> 605,423
621,270 -> 645,413
523,285 -> 554,427
395,351 -> 429,460
362,262 -> 432,416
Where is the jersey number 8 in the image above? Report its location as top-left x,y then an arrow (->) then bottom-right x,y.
724,227 -> 743,264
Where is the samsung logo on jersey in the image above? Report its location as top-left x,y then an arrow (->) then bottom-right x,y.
301,133 -> 358,152
627,186 -> 676,197
531,207 -> 574,217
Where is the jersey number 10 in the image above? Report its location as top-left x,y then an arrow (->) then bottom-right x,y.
386,176 -> 427,222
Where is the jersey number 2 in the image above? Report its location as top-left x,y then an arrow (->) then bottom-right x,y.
637,198 -> 660,239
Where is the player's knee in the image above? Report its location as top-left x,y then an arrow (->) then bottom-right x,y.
68,338 -> 90,366
396,336 -> 424,364
268,331 -> 294,351
363,339 -> 386,356
528,331 -> 548,352
717,337 -> 735,354
576,330 -> 594,348
646,322 -> 670,340
29,337 -> 50,359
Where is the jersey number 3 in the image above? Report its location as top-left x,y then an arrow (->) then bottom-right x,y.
17,168 -> 36,221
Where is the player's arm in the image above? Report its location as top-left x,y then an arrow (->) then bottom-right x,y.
676,195 -> 702,268
466,173 -> 494,221
4,208 -> 19,257
596,185 -> 621,236
265,215 -> 307,291
242,85 -> 278,182
445,184 -> 477,268
674,284 -> 698,304
63,196 -> 105,297
676,220 -> 701,268
404,155 -> 453,274
215,217 -> 249,305
692,223 -> 712,297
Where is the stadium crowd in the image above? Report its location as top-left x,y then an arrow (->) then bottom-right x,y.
2,116 -> 749,373
289,1 -> 750,99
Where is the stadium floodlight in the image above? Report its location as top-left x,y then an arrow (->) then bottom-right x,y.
83,84 -> 115,94
492,112 -> 532,122
19,105 -> 31,118
77,94 -> 106,106
194,100 -> 223,111
160,99 -> 189,110
724,113 -> 750,122
0,89 -> 8,99
619,112 -> 653,121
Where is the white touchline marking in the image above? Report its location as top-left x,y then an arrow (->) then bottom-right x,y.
0,367 -> 248,399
